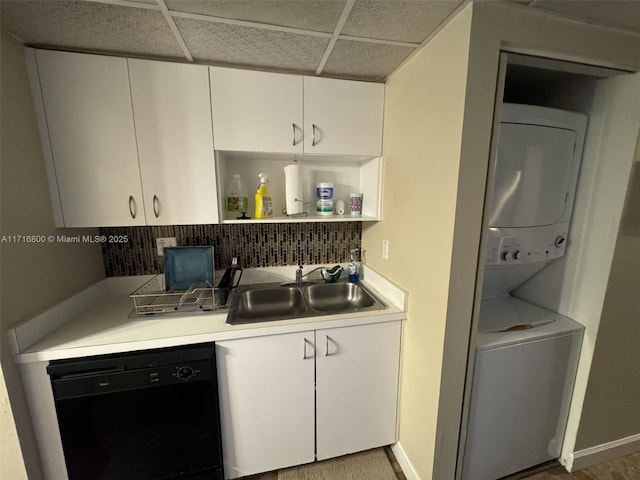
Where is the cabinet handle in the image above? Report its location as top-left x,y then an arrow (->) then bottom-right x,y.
128,195 -> 137,219
325,335 -> 336,357
292,123 -> 298,146
303,338 -> 314,360
153,195 -> 160,218
312,124 -> 318,147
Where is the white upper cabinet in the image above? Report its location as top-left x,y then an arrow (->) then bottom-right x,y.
210,67 -> 304,154
129,59 -> 218,225
304,77 -> 385,156
210,68 -> 384,156
34,50 -> 145,227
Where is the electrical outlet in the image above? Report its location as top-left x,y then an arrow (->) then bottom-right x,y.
382,239 -> 389,260
156,237 -> 177,256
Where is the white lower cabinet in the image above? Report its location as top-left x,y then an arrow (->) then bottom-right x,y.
216,331 -> 316,479
215,321 -> 401,479
315,321 -> 401,460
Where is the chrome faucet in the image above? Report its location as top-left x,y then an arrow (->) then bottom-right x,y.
294,264 -> 325,283
295,264 -> 304,283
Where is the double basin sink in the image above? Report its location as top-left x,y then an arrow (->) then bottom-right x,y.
226,281 -> 386,325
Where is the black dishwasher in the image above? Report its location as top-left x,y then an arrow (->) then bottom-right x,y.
47,343 -> 224,480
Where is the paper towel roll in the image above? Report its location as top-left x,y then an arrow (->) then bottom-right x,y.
284,164 -> 303,215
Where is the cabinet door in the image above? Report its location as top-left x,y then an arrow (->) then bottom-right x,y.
316,321 -> 401,460
35,50 -> 144,227
129,59 -> 219,225
304,77 -> 384,156
216,332 -> 315,479
210,67 -> 303,153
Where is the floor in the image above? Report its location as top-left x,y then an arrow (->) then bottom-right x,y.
240,448 -> 640,480
240,447 -> 406,479
507,450 -> 640,480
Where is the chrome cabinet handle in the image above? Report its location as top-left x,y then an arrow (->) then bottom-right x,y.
292,123 -> 297,146
312,124 -> 318,147
303,338 -> 315,359
128,195 -> 136,219
325,335 -> 336,357
153,195 -> 160,218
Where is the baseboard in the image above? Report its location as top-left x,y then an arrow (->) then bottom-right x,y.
391,442 -> 422,480
565,433 -> 640,471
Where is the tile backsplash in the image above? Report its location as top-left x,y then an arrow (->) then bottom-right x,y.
100,223 -> 362,277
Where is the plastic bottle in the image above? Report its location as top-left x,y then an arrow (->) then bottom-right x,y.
254,173 -> 273,219
226,174 -> 249,219
348,248 -> 360,283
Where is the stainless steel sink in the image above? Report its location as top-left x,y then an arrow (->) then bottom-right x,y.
226,281 -> 386,325
235,287 -> 306,319
305,282 -> 376,311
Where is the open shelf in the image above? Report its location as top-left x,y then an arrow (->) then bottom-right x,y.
215,151 -> 382,223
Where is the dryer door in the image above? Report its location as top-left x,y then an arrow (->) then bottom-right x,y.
490,123 -> 577,228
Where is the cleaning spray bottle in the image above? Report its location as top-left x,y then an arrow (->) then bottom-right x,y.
254,173 -> 273,219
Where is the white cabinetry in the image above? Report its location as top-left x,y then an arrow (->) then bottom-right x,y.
315,321 -> 401,460
215,331 -> 316,478
215,321 -> 401,478
209,68 -> 384,156
209,68 -> 303,154
27,49 -> 219,227
32,49 -> 144,227
304,77 -> 384,156
128,59 -> 218,225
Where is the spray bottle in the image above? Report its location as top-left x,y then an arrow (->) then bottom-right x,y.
254,173 -> 273,219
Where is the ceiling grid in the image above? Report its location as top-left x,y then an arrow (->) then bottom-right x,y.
315,0 -> 357,75
156,0 -> 193,62
1,0 -> 638,82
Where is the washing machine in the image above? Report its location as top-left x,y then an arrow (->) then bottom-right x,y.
462,104 -> 588,480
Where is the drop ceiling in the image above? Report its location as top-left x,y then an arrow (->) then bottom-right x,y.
1,0 -> 639,82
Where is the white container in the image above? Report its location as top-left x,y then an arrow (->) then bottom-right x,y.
316,182 -> 333,215
316,200 -> 333,216
316,182 -> 334,201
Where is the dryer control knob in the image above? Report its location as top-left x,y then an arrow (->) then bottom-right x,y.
513,250 -> 522,260
501,250 -> 513,261
554,236 -> 566,248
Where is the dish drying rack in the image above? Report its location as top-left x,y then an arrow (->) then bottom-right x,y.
130,275 -> 228,315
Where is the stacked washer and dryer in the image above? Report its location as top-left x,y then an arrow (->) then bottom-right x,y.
462,104 -> 588,479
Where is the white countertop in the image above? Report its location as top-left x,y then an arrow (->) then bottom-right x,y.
11,266 -> 406,363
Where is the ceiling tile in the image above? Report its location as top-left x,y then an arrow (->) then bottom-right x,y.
0,0 -> 185,59
342,0 -> 465,44
322,39 -> 413,80
532,0 -> 640,33
174,17 -> 329,72
166,0 -> 347,33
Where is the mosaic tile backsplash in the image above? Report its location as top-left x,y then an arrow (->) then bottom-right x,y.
100,223 -> 362,277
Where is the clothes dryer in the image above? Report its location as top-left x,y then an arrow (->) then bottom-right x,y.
463,104 -> 587,479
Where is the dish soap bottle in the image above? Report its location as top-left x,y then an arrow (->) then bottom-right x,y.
254,173 -> 273,219
348,248 -> 360,283
226,174 -> 249,219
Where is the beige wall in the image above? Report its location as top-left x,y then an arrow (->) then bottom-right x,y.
362,6 -> 473,478
0,30 -> 106,478
575,145 -> 640,450
369,2 -> 640,478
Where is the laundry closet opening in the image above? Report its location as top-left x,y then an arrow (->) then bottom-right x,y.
458,52 -> 638,480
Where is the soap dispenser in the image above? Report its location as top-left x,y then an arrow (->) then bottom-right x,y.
348,248 -> 360,283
